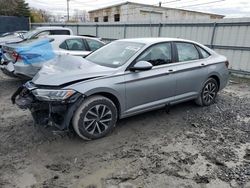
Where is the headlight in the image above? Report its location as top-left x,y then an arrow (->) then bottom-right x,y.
32,89 -> 76,101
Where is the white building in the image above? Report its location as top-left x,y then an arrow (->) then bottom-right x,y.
89,1 -> 224,23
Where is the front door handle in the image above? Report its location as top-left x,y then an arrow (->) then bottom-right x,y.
168,69 -> 174,72
201,63 -> 206,66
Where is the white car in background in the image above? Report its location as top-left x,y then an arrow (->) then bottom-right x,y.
0,27 -> 73,48
0,31 -> 28,38
1,35 -> 105,78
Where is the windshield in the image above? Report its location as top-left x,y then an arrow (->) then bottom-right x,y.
86,41 -> 145,68
22,29 -> 40,39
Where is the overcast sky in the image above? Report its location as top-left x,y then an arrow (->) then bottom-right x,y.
26,0 -> 250,18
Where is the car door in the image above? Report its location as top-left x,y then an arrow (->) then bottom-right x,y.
124,42 -> 176,115
59,38 -> 90,57
173,42 -> 209,101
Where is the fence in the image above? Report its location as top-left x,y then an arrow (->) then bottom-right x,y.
32,18 -> 250,75
0,16 -> 29,34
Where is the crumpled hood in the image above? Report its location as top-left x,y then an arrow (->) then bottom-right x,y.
32,55 -> 116,86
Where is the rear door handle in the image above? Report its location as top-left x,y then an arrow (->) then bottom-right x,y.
201,63 -> 206,66
168,69 -> 174,72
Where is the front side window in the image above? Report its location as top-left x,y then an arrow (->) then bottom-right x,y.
86,39 -> 104,51
86,41 -> 145,68
64,38 -> 86,51
137,43 -> 172,66
176,42 -> 199,62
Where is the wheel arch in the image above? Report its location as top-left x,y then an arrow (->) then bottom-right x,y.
84,90 -> 122,119
208,74 -> 220,89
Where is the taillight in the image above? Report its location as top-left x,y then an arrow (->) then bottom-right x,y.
225,60 -> 229,68
12,52 -> 22,61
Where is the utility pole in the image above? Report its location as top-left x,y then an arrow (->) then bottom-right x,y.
67,0 -> 70,21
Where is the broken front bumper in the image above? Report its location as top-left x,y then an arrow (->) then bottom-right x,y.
12,85 -> 84,130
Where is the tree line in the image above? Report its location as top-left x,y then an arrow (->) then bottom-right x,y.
0,0 -> 30,17
0,0 -> 51,22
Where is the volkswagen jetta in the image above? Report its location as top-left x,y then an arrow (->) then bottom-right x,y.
12,38 -> 229,140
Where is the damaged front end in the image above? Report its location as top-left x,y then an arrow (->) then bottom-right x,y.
12,81 -> 84,130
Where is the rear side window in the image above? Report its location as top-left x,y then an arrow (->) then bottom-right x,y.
50,30 -> 70,35
86,39 -> 104,51
64,38 -> 86,51
196,45 -> 210,58
59,41 -> 68,50
176,42 -> 199,62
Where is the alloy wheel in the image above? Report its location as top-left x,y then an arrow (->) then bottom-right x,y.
83,104 -> 112,135
202,82 -> 217,104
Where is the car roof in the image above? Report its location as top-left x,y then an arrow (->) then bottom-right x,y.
36,27 -> 71,31
47,35 -> 102,41
45,35 -> 103,46
48,35 -> 95,39
117,37 -> 198,45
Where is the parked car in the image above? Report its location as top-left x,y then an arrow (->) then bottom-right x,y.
0,30 -> 28,38
0,27 -> 73,45
0,30 -> 28,58
12,38 -> 229,140
0,27 -> 73,58
1,35 -> 105,78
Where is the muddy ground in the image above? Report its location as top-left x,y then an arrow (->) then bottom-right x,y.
0,72 -> 249,188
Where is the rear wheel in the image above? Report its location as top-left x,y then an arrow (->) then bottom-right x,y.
195,78 -> 218,106
72,95 -> 117,140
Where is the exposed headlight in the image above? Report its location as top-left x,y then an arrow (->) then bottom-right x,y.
32,89 -> 76,101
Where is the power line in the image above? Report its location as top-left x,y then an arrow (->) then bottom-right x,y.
177,0 -> 225,8
159,0 -> 181,5
71,0 -> 125,7
30,0 -> 66,6
163,0 -> 198,7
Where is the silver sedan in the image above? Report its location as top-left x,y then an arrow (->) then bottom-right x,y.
1,35 -> 104,78
13,38 -> 229,140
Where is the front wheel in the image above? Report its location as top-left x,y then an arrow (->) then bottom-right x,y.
72,95 -> 118,140
195,78 -> 219,106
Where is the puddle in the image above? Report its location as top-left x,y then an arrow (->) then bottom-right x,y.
77,168 -> 114,188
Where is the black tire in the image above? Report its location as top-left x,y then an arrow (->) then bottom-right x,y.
195,78 -> 219,106
72,95 -> 118,140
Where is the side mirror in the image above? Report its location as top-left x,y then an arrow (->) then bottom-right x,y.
130,61 -> 153,72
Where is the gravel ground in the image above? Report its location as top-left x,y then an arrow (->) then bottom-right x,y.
0,72 -> 249,188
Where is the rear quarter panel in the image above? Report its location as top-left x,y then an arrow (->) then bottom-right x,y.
206,54 -> 229,91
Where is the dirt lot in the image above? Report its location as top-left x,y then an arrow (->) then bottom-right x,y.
0,72 -> 249,188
